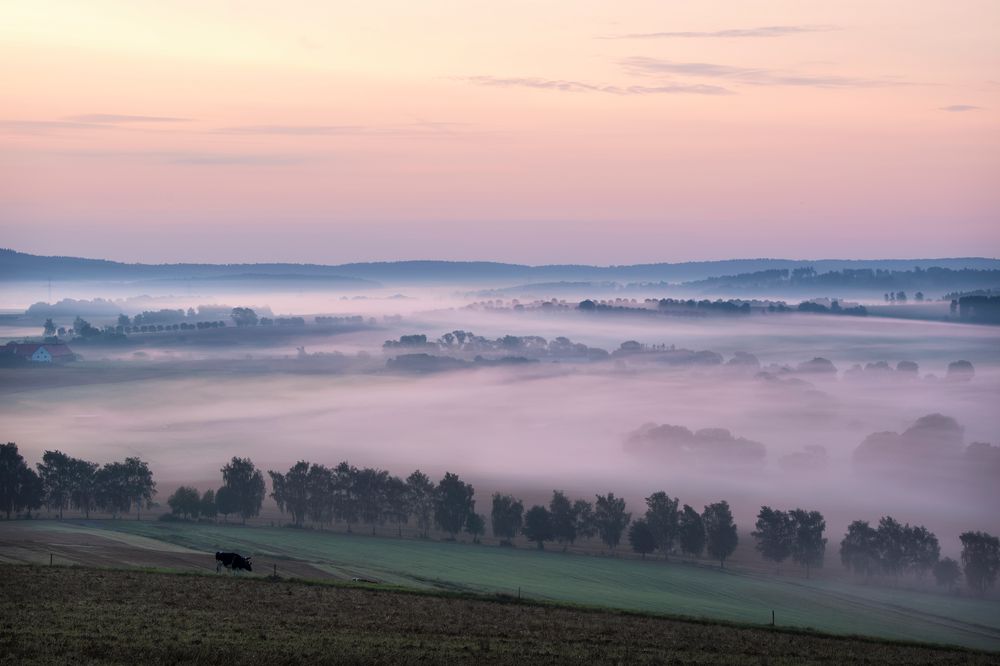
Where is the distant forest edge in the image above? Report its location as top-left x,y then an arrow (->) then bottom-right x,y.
2,248 -> 999,285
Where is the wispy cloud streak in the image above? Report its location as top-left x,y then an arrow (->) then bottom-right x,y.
459,75 -> 733,95
64,114 -> 192,123
620,57 -> 910,89
607,25 -> 838,39
215,124 -> 366,135
940,104 -> 982,112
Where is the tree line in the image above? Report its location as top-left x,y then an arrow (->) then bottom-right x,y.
2,443 -> 997,594
839,516 -> 1000,594
0,444 -> 155,520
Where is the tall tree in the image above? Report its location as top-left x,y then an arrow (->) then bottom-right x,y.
383,475 -> 409,537
167,486 -> 201,519
306,464 -> 335,526
269,461 -> 310,526
933,557 -> 961,591
215,485 -> 237,522
522,505 -> 553,549
960,531 -> 1000,595
43,318 -> 56,336
37,450 -> 74,518
121,457 -> 156,520
902,525 -> 940,579
549,490 -> 578,550
17,466 -> 44,518
789,509 -> 826,578
405,470 -> 436,538
594,493 -> 631,551
95,463 -> 129,518
752,506 -> 793,571
644,491 -> 680,560
840,520 -> 879,578
573,499 -> 596,543
491,493 -> 524,545
200,489 -> 217,521
230,307 -> 258,327
465,512 -> 486,544
0,443 -> 26,519
0,443 -> 41,519
332,461 -> 359,531
875,516 -> 906,578
221,457 -> 265,525
434,472 -> 474,539
629,518 -> 657,559
703,501 -> 738,568
69,457 -> 98,518
355,467 -> 389,535
678,504 -> 705,558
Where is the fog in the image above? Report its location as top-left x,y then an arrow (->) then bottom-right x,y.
2,283 -> 998,551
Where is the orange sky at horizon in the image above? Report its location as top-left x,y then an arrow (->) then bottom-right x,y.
1,0 -> 998,264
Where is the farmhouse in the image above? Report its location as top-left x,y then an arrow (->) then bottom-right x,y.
4,342 -> 76,363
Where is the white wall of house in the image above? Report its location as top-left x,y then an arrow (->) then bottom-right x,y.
30,347 -> 52,362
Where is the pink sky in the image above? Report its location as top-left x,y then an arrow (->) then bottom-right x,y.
1,0 -> 998,264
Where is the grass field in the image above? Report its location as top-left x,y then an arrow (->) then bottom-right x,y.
2,564 -> 996,664
3,519 -> 999,652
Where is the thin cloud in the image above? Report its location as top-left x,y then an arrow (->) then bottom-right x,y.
167,153 -> 307,165
940,104 -> 982,112
216,124 -> 367,135
0,120 -> 101,133
65,114 -> 192,123
620,57 -> 910,89
59,149 -> 309,166
459,75 -> 733,96
608,25 -> 838,39
0,117 -> 191,135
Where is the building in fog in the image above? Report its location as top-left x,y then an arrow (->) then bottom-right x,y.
4,342 -> 76,363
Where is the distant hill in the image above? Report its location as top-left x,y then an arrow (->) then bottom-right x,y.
2,248 -> 998,285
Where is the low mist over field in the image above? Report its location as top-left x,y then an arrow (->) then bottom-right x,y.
3,255 -> 998,549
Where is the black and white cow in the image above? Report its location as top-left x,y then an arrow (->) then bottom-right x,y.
215,551 -> 252,574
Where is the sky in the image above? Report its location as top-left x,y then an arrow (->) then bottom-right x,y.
1,0 -> 998,264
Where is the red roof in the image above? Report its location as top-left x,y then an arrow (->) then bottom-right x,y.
5,342 -> 75,358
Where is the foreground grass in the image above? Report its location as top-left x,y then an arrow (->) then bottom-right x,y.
47,519 -> 1000,651
1,564 -> 995,665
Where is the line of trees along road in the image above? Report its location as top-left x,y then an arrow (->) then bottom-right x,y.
2,443 -> 998,595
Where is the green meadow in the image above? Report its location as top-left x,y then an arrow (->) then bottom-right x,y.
26,520 -> 1000,651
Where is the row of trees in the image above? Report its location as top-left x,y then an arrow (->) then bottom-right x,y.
0,444 -> 155,520
266,461 -> 480,539
6,445 -> 998,595
838,516 -> 1000,594
167,458 -> 266,524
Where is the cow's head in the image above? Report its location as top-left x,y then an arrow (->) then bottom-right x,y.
244,557 -> 253,572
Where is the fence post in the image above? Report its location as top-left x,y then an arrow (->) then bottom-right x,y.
771,610 -> 775,626
50,553 -> 53,566
273,563 -> 277,578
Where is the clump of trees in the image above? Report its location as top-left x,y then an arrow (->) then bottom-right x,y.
837,517 -> 1000,595
752,507 -> 827,577
0,443 -> 155,520
839,517 -> 940,582
267,462 -> 484,541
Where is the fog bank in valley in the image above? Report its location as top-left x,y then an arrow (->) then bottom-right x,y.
2,283 -> 998,549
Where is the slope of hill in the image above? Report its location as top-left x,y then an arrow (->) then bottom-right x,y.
4,520 -> 999,651
2,564 -> 994,664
